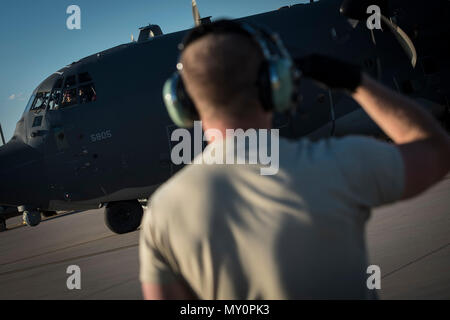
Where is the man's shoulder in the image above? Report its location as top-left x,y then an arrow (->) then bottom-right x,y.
147,163 -> 229,240
322,135 -> 401,165
280,135 -> 390,155
278,135 -> 398,174
150,163 -> 228,211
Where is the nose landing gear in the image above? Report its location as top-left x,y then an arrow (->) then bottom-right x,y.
22,210 -> 42,227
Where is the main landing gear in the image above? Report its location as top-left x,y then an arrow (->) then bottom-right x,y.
104,200 -> 143,234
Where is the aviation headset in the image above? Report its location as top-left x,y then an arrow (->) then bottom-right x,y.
162,19 -> 300,128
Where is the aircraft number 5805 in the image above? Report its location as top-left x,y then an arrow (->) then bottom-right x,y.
90,130 -> 112,142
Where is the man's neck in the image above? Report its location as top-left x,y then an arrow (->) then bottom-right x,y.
201,111 -> 273,144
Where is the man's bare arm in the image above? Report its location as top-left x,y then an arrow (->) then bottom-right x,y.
352,74 -> 450,199
297,54 -> 450,199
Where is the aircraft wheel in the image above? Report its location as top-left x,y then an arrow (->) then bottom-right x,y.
42,211 -> 57,218
0,218 -> 6,232
104,200 -> 143,234
23,210 -> 41,227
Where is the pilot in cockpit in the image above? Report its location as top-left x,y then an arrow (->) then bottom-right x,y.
79,88 -> 88,104
79,85 -> 97,103
62,91 -> 73,106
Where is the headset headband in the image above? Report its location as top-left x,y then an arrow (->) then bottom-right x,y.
179,20 -> 290,61
162,19 -> 300,128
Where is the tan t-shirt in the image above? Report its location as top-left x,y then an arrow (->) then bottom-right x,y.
139,136 -> 404,299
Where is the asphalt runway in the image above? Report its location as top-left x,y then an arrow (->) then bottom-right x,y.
0,175 -> 449,300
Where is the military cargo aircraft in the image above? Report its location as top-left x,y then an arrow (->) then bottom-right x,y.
0,0 -> 449,233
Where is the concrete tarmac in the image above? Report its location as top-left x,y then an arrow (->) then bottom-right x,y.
0,176 -> 449,300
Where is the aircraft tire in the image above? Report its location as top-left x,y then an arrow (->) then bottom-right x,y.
104,200 -> 143,234
23,210 -> 41,227
0,218 -> 6,232
42,211 -> 58,218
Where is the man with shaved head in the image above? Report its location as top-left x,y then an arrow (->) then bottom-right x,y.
140,20 -> 450,299
181,32 -> 266,124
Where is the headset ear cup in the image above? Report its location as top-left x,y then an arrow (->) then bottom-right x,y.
258,59 -> 295,113
162,73 -> 199,128
270,58 -> 295,113
257,61 -> 274,111
177,77 -> 199,122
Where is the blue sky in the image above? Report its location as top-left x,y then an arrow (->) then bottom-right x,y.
0,0 -> 307,141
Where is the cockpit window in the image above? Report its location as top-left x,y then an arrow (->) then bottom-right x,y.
48,89 -> 62,110
78,72 -> 92,83
61,88 -> 77,107
78,84 -> 97,104
54,78 -> 63,89
31,73 -> 97,111
64,75 -> 76,88
23,93 -> 36,114
31,92 -> 50,111
31,93 -> 44,110
47,78 -> 63,110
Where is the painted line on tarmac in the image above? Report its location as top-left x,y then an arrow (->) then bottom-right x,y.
0,233 -> 118,267
0,243 -> 138,277
80,276 -> 138,299
382,242 -> 450,279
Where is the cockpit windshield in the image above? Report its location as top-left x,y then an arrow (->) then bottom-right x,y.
30,92 -> 50,111
23,93 -> 36,114
25,71 -> 97,113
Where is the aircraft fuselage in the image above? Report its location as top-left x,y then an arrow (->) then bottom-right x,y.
1,0 -> 449,214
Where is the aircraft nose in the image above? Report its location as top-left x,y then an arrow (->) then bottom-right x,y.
0,141 -> 47,207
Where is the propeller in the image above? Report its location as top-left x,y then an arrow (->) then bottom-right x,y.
340,0 -> 417,68
379,15 -> 417,68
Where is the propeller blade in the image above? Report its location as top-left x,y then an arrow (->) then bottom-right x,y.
380,15 -> 417,68
192,0 -> 201,26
